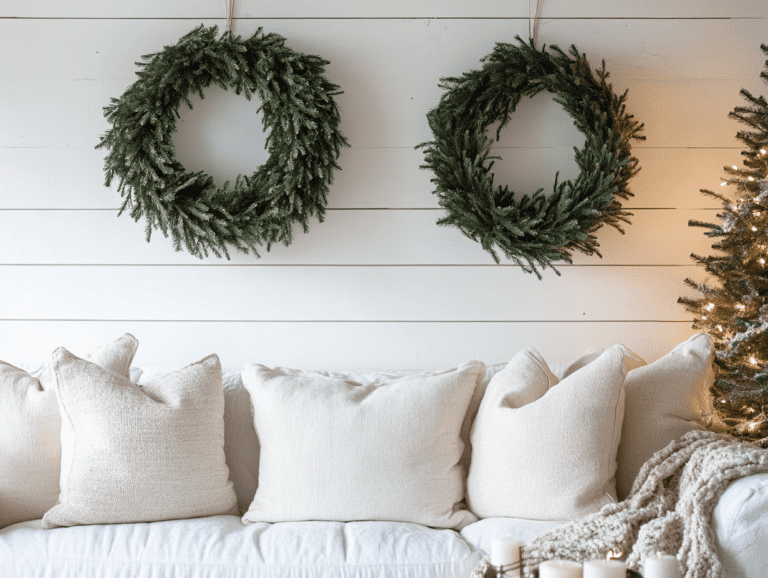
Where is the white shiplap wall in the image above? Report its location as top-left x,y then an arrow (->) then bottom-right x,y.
1,1 -> 767,369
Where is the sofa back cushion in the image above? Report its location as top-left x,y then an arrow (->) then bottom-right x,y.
240,361 -> 485,529
615,333 -> 716,499
42,350 -> 237,529
0,333 -> 138,529
467,345 -> 643,520
221,368 -> 261,514
554,333 -> 717,500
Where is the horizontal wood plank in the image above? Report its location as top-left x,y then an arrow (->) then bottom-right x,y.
0,78 -> 755,150
0,209 -> 719,265
0,145 -> 741,210
2,0 -> 764,19
2,19 -> 766,150
0,265 -> 703,322
2,19 -> 766,83
0,319 -> 699,370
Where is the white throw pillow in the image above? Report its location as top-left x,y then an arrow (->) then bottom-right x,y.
42,350 -> 238,529
0,333 -> 138,529
241,361 -> 486,529
615,333 -> 716,499
467,345 -> 643,520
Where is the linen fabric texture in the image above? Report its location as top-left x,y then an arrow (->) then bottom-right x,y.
467,345 -> 644,520
0,333 -> 138,529
42,349 -> 237,529
1,516 -> 484,578
554,333 -> 717,499
241,361 -> 486,529
614,333 -> 716,499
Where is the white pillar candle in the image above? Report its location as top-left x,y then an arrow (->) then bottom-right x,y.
583,559 -> 626,578
539,559 -> 583,578
644,554 -> 681,578
490,535 -> 524,575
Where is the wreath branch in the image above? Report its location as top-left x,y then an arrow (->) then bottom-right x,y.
418,37 -> 645,278
97,25 -> 349,259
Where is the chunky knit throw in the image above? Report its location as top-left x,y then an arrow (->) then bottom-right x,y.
470,430 -> 768,578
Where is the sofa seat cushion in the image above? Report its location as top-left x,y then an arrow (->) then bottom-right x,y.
459,517 -> 566,555
0,516 -> 484,578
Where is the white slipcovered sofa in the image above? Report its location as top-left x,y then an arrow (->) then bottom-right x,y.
1,333 -> 766,578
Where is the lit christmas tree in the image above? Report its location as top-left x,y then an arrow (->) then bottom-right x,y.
679,44 -> 768,444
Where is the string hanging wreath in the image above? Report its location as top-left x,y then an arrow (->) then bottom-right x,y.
96,25 -> 349,258
418,37 -> 645,278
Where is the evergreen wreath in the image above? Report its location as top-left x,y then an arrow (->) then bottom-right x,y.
418,37 -> 645,278
96,25 -> 349,259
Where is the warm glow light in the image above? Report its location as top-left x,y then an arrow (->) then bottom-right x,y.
760,258 -> 765,264
718,325 -> 724,331
753,227 -> 758,231
707,302 -> 715,311
721,182 -> 728,187
737,304 -> 746,310
702,315 -> 707,320
733,165 -> 739,170
749,177 -> 755,181
755,212 -> 762,216
750,356 -> 757,365
761,149 -> 767,155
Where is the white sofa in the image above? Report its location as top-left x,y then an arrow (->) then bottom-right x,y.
1,333 -> 767,578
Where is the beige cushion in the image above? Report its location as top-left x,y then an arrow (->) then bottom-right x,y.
615,333 -> 715,499
42,350 -> 237,529
0,334 -> 138,529
241,361 -> 485,529
467,345 -> 643,520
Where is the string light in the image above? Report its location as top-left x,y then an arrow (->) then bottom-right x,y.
717,325 -> 724,331
761,149 -> 766,155
737,303 -> 746,311
752,226 -> 758,231
733,165 -> 739,170
749,176 -> 755,182
702,315 -> 707,320
760,258 -> 765,265
707,302 -> 715,311
750,356 -> 758,365
721,181 -> 728,187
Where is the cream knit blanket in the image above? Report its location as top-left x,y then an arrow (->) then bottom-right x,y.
469,430 -> 768,578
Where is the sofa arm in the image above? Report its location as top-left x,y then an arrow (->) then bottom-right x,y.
712,471 -> 768,578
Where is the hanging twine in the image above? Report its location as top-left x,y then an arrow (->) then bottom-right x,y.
226,0 -> 235,34
528,0 -> 541,45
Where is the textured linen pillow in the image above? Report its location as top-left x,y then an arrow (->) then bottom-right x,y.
0,333 -> 138,529
241,361 -> 485,529
467,345 -> 643,521
615,333 -> 716,499
42,350 -> 237,529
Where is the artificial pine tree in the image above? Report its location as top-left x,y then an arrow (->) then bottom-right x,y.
679,45 -> 768,444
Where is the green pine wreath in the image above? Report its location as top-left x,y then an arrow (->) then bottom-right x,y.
418,37 -> 645,278
97,25 -> 349,259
